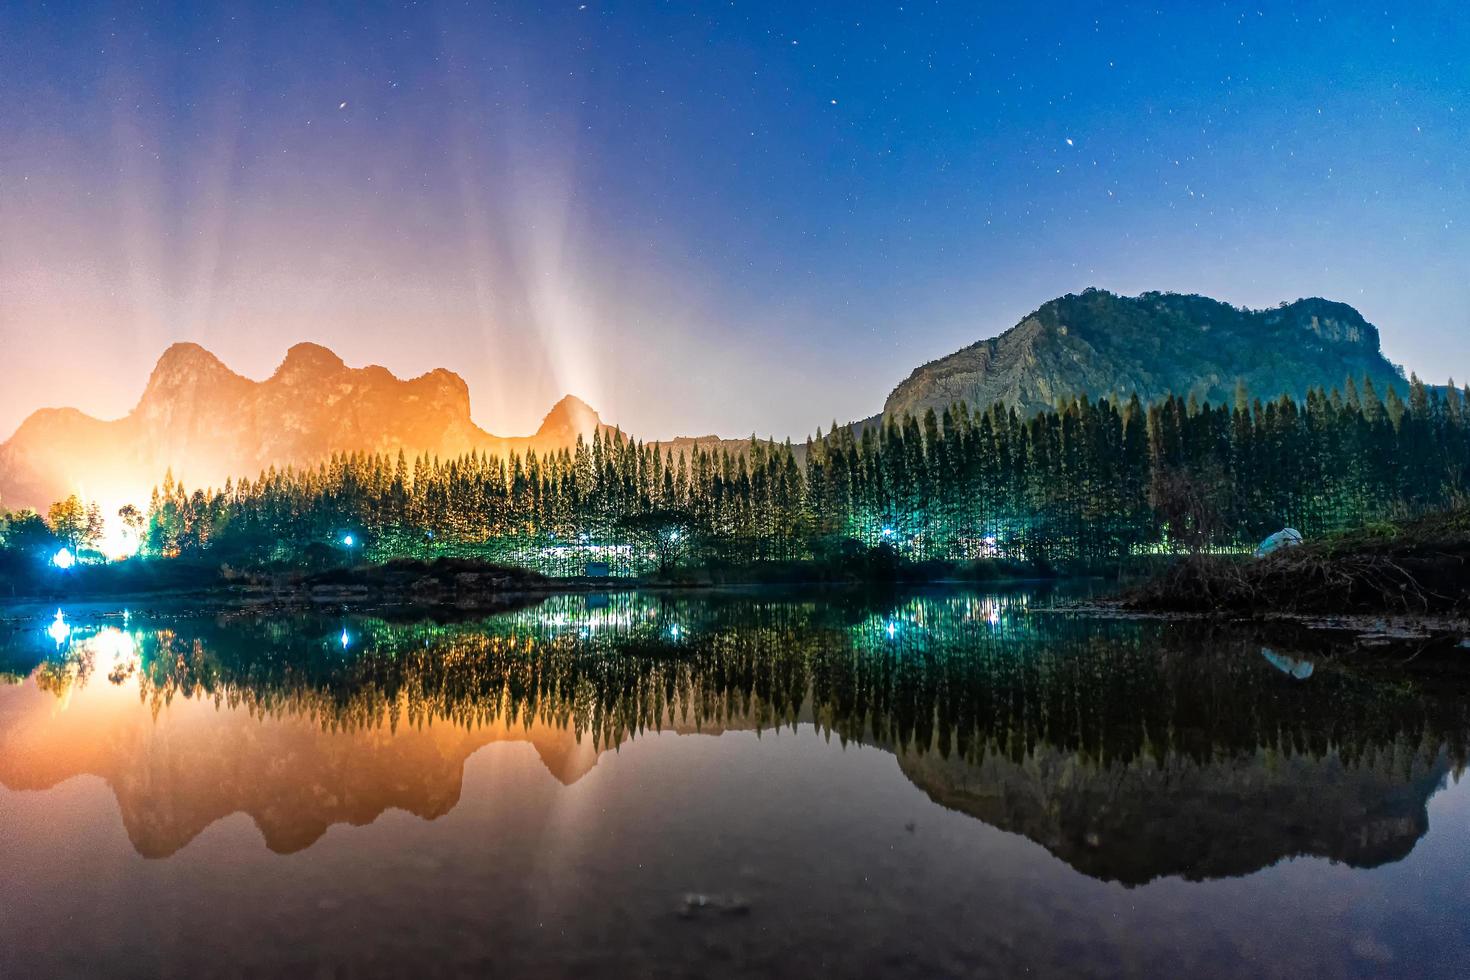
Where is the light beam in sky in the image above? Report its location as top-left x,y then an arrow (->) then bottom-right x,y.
0,2 -> 1465,443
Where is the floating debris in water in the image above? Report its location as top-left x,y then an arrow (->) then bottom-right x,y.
1260,647 -> 1314,680
679,892 -> 751,918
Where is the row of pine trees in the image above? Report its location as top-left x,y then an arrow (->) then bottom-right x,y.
144,375 -> 1470,573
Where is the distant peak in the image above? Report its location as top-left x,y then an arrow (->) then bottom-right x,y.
155,341 -> 227,371
537,394 -> 602,435
549,393 -> 596,414
142,342 -> 237,400
277,342 -> 347,374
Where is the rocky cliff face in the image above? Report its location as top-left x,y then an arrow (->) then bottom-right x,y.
882,290 -> 1409,421
0,342 -> 609,511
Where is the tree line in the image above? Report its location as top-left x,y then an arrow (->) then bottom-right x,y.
3,374 -> 1468,575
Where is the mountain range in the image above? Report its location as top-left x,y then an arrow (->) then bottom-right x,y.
0,289 -> 1416,512
0,342 -> 610,512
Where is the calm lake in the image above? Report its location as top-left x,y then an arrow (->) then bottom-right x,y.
2,590 -> 1468,978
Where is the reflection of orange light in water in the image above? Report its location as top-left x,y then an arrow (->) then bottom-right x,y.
84,626 -> 138,673
0,658 -> 608,857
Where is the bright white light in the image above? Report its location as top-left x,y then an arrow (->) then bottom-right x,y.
545,543 -> 632,556
669,624 -> 681,639
97,515 -> 141,560
340,629 -> 351,649
86,627 -> 137,671
881,528 -> 896,538
51,547 -> 76,569
342,534 -> 355,547
668,530 -> 681,542
886,621 -> 898,638
46,610 -> 71,646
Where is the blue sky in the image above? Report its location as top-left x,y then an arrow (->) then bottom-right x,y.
1,1 -> 1465,439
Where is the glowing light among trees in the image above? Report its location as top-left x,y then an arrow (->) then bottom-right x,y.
99,504 -> 146,559
31,374 -> 1465,577
51,547 -> 76,569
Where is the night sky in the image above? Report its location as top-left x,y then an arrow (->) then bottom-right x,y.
1,1 -> 1465,441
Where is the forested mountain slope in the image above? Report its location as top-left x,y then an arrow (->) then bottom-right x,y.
883,290 -> 1409,421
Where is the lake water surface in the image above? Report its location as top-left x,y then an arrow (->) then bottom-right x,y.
2,590 -> 1468,978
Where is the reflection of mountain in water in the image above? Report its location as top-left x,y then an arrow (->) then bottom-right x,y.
0,683 -> 602,857
0,593 -> 1464,882
898,743 -> 1448,886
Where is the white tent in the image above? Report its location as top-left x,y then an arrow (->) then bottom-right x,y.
1254,528 -> 1303,558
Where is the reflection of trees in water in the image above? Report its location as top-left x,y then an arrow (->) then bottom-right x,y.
848,595 -> 1470,770
9,593 -> 1469,880
18,592 -> 1470,773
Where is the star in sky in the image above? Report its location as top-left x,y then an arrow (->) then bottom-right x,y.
0,0 -> 1464,442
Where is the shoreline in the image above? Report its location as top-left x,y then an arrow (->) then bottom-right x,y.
7,572 -> 1467,639
0,552 -> 1073,614
0,574 -> 1059,615
1042,599 -> 1470,645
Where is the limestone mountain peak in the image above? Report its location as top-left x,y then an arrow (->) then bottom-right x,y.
0,342 -> 612,511
882,289 -> 1406,421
